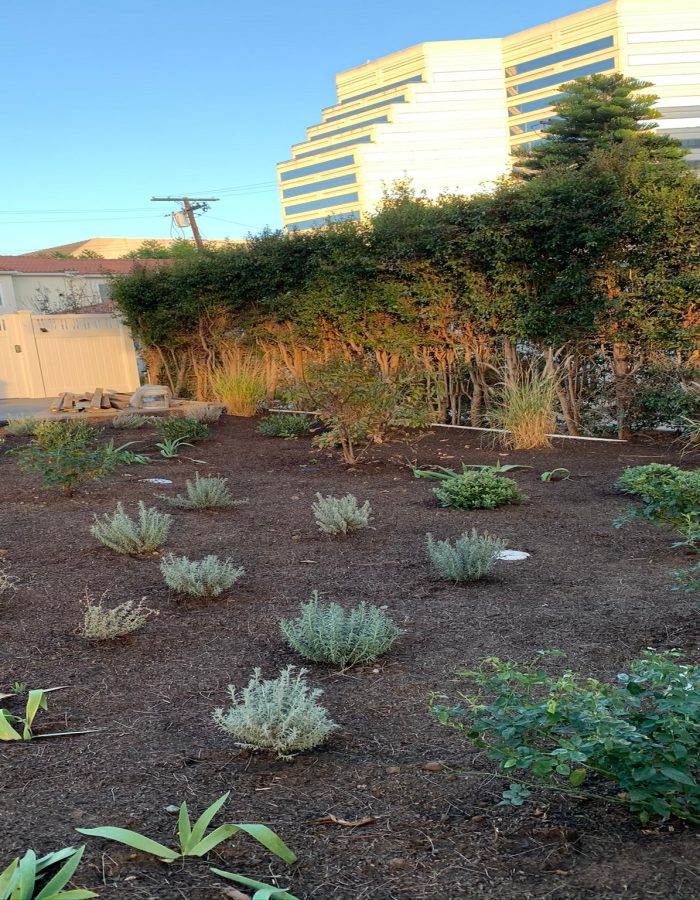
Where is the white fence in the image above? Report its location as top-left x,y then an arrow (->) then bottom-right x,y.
0,311 -> 140,399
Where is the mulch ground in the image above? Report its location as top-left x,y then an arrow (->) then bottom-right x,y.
2,417 -> 699,900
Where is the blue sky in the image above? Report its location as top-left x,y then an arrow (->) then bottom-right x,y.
1,0 -> 597,254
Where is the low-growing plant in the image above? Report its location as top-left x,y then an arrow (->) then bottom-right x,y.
257,413 -> 313,439
111,413 -> 152,430
78,593 -> 158,640
5,417 -> 38,437
414,462 -> 530,482
103,439 -> 150,466
155,437 -> 199,459
0,565 -> 17,596
432,650 -> 700,825
281,592 -> 403,669
0,845 -> 96,900
160,553 -> 244,598
210,868 -> 300,900
212,666 -> 337,758
14,444 -> 116,496
187,404 -> 225,424
312,492 -> 372,536
540,468 -> 571,482
33,420 -> 97,450
162,474 -> 237,509
91,502 -> 172,554
0,687 -> 95,741
426,530 -> 506,582
673,561 -> 700,594
155,417 -> 209,443
615,463 -> 700,542
77,791 -> 296,867
432,471 -> 525,510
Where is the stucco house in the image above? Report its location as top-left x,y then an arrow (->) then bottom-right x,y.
0,256 -> 165,315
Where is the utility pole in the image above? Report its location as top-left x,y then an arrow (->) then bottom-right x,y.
150,196 -> 219,250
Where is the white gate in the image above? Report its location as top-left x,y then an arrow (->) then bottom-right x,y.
0,311 -> 140,399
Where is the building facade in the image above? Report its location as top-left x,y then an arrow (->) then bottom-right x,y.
277,0 -> 700,231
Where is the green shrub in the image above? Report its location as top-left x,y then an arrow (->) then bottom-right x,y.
162,473 -> 237,509
34,419 -> 97,450
257,413 -> 312,439
160,553 -> 244,598
432,650 -> 700,825
212,666 -> 337,758
91,501 -> 172,553
280,592 -> 403,669
155,417 -> 209,443
673,561 -> 700,594
112,413 -> 152,429
615,463 -> 700,539
312,492 -> 372,536
5,417 -> 38,436
426,530 -> 506,581
14,444 -> 115,496
78,593 -> 158,640
433,472 -> 525,510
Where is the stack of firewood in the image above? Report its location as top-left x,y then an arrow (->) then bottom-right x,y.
50,389 -> 132,413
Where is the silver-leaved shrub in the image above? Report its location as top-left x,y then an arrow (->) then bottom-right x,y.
426,529 -> 506,582
312,492 -> 371,536
160,553 -> 244,598
91,502 -> 172,554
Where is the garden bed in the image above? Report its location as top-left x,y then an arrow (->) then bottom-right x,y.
1,417 -> 698,900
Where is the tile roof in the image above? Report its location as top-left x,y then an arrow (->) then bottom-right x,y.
0,257 -> 168,275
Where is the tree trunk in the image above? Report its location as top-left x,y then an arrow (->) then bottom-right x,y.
612,342 -> 634,441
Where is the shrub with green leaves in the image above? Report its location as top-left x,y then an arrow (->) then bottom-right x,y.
432,650 -> 700,825
163,473 -> 237,509
155,417 -> 209,443
426,530 -> 506,582
91,501 -> 172,554
312,492 -> 372,536
281,592 -> 403,669
160,553 -> 244,598
212,666 -> 337,758
615,463 -> 700,541
33,419 -> 97,450
257,413 -> 312,439
673,561 -> 700,594
78,594 -> 158,640
5,417 -> 38,437
14,444 -> 116,496
433,471 -> 525,510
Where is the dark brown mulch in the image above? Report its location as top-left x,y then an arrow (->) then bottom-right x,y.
1,418 -> 698,900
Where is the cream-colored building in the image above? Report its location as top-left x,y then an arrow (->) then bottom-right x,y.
277,0 -> 700,231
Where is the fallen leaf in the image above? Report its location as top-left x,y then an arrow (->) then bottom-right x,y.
220,888 -> 251,900
314,814 -> 381,827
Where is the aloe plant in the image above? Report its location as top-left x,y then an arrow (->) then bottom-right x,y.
77,791 -> 297,865
0,846 -> 96,899
0,688 -> 96,741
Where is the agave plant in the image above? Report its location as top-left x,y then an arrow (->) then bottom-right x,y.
0,688 -> 96,742
0,846 -> 96,899
77,791 -> 296,865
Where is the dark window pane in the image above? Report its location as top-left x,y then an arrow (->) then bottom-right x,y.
508,57 -> 615,96
285,192 -> 360,216
325,95 -> 406,123
287,211 -> 361,231
295,135 -> 373,160
310,115 -> 389,141
282,173 -> 357,199
506,36 -> 614,77
341,74 -> 423,104
280,155 -> 355,182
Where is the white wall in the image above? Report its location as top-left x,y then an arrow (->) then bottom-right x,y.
1,273 -> 111,313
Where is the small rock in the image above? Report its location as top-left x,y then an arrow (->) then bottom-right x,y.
388,857 -> 408,871
164,804 -> 179,814
385,766 -> 401,775
422,761 -> 448,773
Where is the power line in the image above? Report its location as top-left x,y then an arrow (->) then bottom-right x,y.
151,197 -> 219,250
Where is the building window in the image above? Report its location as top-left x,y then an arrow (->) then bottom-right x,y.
310,115 -> 389,141
280,155 -> 355,182
287,211 -> 361,231
507,57 -> 615,97
285,192 -> 360,216
282,173 -> 357,199
296,135 -> 373,160
509,117 -> 557,136
508,93 -> 561,116
97,282 -> 112,301
341,74 -> 423,105
325,95 -> 406,123
506,36 -> 614,77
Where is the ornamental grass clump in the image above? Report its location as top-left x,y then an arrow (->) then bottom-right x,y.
212,358 -> 267,417
5,417 -> 38,436
433,472 -> 525,510
281,592 -> 403,669
155,417 -> 209,443
163,473 -> 238,509
78,593 -> 158,640
489,366 -> 557,450
426,530 -> 506,582
212,666 -> 337,758
160,553 -> 244,598
91,501 -> 172,554
312,492 -> 372,536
